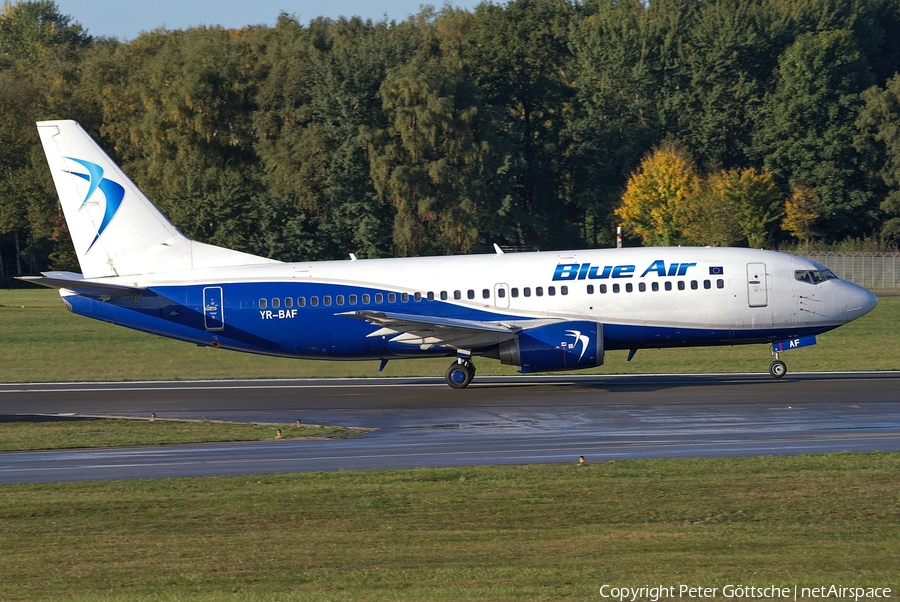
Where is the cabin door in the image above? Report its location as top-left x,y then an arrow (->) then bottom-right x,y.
746,263 -> 768,308
203,286 -> 225,331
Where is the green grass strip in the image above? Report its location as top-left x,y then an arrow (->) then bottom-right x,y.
0,453 -> 897,600
0,418 -> 363,452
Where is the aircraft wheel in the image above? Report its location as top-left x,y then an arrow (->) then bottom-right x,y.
446,362 -> 473,389
769,360 -> 787,379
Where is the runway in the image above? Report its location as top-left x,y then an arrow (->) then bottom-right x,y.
2,372 -> 899,483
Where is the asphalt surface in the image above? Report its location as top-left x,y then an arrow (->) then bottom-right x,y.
1,372 -> 899,483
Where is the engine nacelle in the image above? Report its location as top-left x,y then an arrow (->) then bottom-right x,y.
497,321 -> 604,373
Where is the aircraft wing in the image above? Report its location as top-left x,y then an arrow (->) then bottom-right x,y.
337,310 -> 521,349
17,271 -> 146,298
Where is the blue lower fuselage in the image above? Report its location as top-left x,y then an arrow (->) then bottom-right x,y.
63,281 -> 835,362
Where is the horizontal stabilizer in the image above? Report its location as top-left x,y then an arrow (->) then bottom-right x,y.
17,272 -> 146,298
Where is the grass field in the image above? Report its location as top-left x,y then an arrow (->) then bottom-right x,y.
1,288 -> 898,383
0,454 -> 898,601
0,418 -> 364,452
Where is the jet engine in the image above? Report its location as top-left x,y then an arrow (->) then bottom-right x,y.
494,321 -> 604,373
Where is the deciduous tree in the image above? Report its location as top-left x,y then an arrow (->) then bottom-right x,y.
855,74 -> 900,243
751,29 -> 875,241
782,184 -> 820,245
364,13 -> 507,256
465,0 -> 576,248
616,141 -> 699,246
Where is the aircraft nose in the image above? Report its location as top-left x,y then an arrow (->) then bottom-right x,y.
847,286 -> 877,320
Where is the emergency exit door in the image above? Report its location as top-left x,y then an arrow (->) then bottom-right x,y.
494,283 -> 510,309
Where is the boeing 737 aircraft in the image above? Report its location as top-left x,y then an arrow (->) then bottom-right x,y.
22,120 -> 878,388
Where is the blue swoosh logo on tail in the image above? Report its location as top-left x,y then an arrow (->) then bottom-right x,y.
64,157 -> 125,251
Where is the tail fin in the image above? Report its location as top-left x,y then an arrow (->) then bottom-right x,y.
37,120 -> 277,279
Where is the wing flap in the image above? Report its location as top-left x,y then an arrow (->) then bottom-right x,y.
338,310 -> 520,349
339,310 -> 519,333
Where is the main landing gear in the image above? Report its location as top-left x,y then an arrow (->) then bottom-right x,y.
446,359 -> 476,389
769,348 -> 787,379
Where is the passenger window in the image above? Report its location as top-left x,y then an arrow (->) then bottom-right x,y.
561,285 -> 568,295
467,290 -> 475,300
587,285 -> 594,294
523,287 -> 531,297
259,298 -> 267,309
548,286 -> 556,296
600,284 -> 607,294
389,293 -> 397,303
665,282 -> 672,291
414,292 -> 421,302
310,296 -> 319,307
401,293 -> 409,303
285,297 -> 293,308
323,296 -> 332,306
652,282 -> 659,292
440,291 -> 447,300
336,295 -> 344,305
362,294 -> 370,304
703,280 -> 711,290
498,288 -> 506,298
511,288 -> 519,298
454,290 -> 461,300
376,293 -> 384,304
678,281 -> 685,291
638,282 -> 646,292
691,280 -> 698,290
613,283 -> 620,293
349,294 -> 357,305
536,287 -> 544,297
717,279 -> 724,289
482,289 -> 490,299
625,283 -> 633,293
298,297 -> 306,307
272,298 -> 280,309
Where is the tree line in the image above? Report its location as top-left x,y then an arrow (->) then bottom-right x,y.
2,0 -> 900,279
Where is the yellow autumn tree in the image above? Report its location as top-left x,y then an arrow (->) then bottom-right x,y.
782,184 -> 819,245
616,141 -> 700,246
683,168 -> 782,248
622,155 -> 783,248
680,171 -> 744,247
713,168 -> 783,248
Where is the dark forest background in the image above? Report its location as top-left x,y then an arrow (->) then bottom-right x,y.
3,0 -> 900,281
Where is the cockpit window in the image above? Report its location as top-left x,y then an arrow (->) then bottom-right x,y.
795,269 -> 837,285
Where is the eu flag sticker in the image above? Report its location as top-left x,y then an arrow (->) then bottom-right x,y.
709,266 -> 724,275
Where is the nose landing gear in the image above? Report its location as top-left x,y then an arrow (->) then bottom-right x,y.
769,348 -> 787,379
769,359 -> 787,378
446,359 -> 476,389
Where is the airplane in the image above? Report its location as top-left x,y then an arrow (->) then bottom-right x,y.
21,120 -> 878,388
